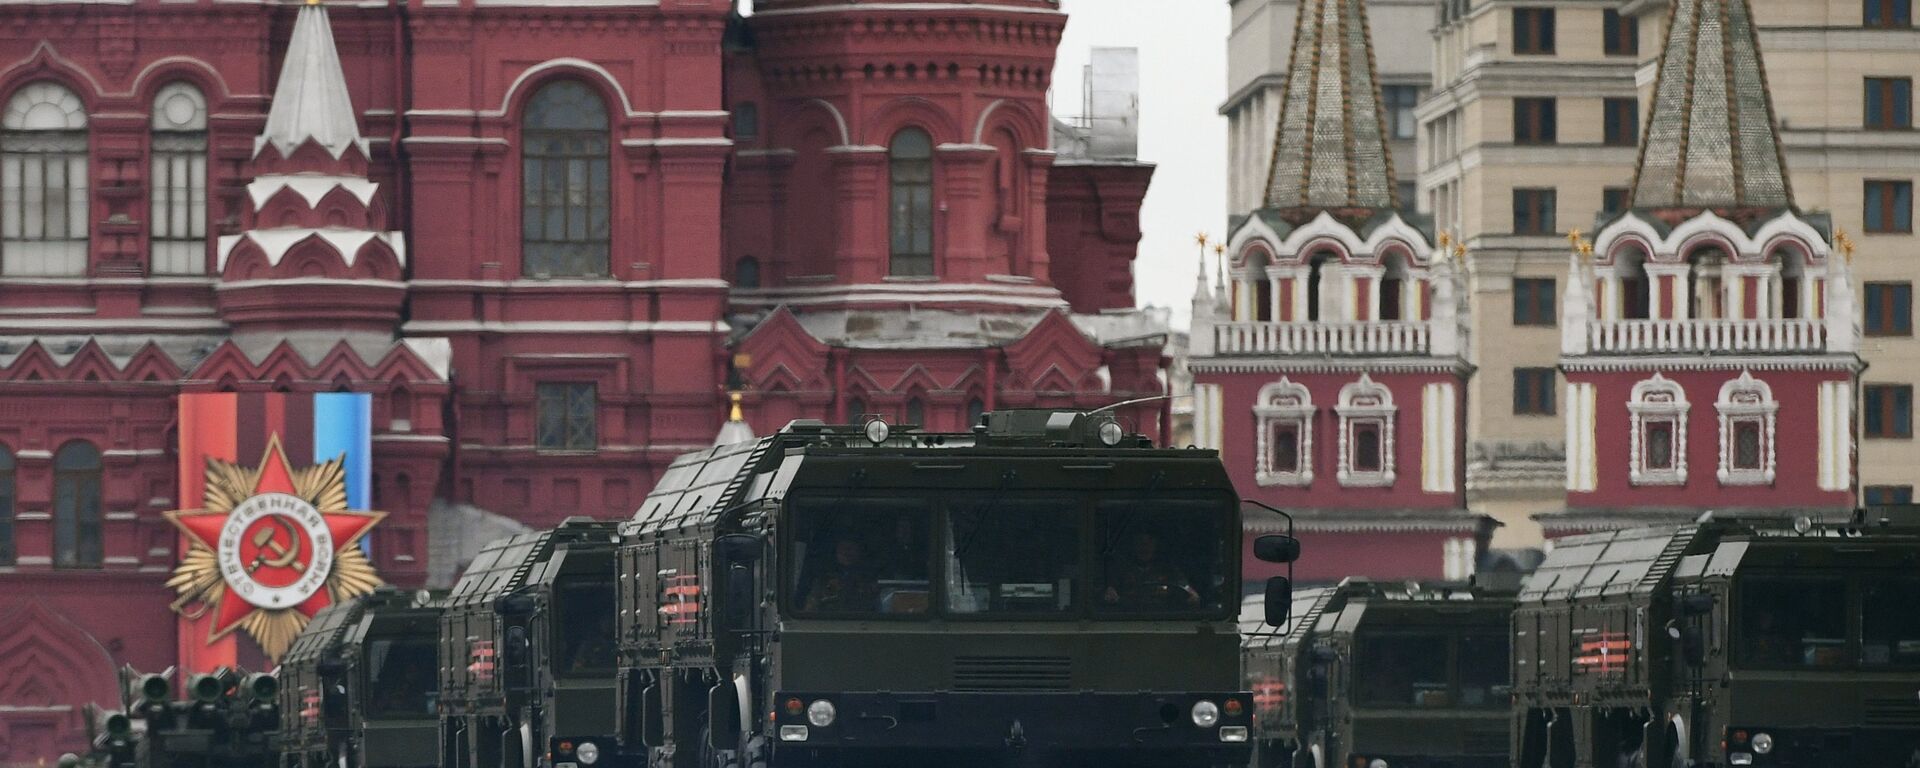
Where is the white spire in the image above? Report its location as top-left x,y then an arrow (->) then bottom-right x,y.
256,1 -> 368,160
713,393 -> 756,446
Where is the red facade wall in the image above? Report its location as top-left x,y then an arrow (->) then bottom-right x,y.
1243,529 -> 1455,585
1566,367 -> 1853,509
1201,369 -> 1469,510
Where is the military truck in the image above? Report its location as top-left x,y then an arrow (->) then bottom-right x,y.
276,587 -> 441,768
438,519 -> 622,768
1241,578 -> 1515,768
118,667 -> 280,768
591,410 -> 1297,768
1512,508 -> 1920,768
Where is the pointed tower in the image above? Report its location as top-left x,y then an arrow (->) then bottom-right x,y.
1553,0 -> 1860,530
215,0 -> 406,338
1191,0 -> 1474,585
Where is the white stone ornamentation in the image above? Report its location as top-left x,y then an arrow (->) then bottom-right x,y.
1254,378 -> 1314,487
1335,373 -> 1396,487
1715,371 -> 1777,486
1628,373 -> 1689,486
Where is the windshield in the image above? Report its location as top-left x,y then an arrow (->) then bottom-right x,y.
947,499 -> 1079,614
1458,632 -> 1510,707
364,638 -> 438,718
1093,499 -> 1233,614
554,581 -> 616,676
784,493 -> 1234,619
1737,575 -> 1847,668
1354,632 -> 1451,708
788,499 -> 931,616
1863,577 -> 1920,667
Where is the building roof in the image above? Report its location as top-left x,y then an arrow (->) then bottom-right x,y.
257,1 -> 367,160
1261,0 -> 1397,212
1628,0 -> 1792,211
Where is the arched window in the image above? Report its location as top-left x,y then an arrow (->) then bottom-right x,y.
1687,247 -> 1727,320
732,102 -> 759,141
1617,246 -> 1652,320
905,397 -> 925,425
1335,374 -> 1395,487
847,397 -> 868,422
53,440 -> 102,569
966,397 -> 986,426
150,82 -> 207,274
1717,371 -> 1777,485
2,82 -> 89,276
1629,374 -> 1688,486
1773,248 -> 1805,320
1254,378 -> 1314,487
1307,252 -> 1332,322
888,128 -> 935,277
0,445 -> 13,566
1380,254 -> 1409,321
735,255 -> 761,289
1242,250 -> 1274,322
521,81 -> 610,277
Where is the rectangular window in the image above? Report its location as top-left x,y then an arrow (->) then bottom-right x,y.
1352,422 -> 1383,473
149,134 -> 207,274
1398,181 -> 1419,212
1603,9 -> 1639,55
1865,77 -> 1913,129
1866,180 -> 1914,233
1603,187 -> 1631,216
1603,98 -> 1639,146
1863,576 -> 1920,667
1514,8 -> 1556,54
1738,575 -> 1849,668
1271,422 -> 1301,475
1513,368 -> 1557,416
1865,485 -> 1914,505
1382,85 -> 1421,141
1865,0 -> 1913,27
1,134 -> 90,276
1731,420 -> 1763,470
1865,384 -> 1914,439
536,383 -> 598,451
1645,421 -> 1675,470
1865,282 -> 1913,336
1513,98 -> 1558,145
1513,188 -> 1557,235
1513,278 -> 1557,326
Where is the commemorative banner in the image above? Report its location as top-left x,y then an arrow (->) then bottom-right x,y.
166,392 -> 384,665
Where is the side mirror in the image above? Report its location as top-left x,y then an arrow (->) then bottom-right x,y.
1679,592 -> 1715,615
716,533 -> 765,565
707,681 -> 740,751
716,534 -> 765,637
1263,576 -> 1292,627
495,593 -> 538,618
1254,535 -> 1301,564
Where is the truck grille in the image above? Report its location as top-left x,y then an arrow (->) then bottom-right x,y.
951,655 -> 1072,692
1864,697 -> 1920,726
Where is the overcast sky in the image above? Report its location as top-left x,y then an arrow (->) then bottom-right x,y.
1052,0 -> 1229,330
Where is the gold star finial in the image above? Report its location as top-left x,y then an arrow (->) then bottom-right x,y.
728,391 -> 744,422
1438,231 -> 1453,250
1194,232 -> 1211,249
1835,229 -> 1856,264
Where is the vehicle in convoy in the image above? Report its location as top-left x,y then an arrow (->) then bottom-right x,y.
113,667 -> 281,768
276,587 -> 441,768
1512,507 -> 1920,768
1240,578 -> 1516,768
593,410 -> 1298,768
437,519 -> 622,768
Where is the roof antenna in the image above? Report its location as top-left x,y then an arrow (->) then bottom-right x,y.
1088,393 -> 1180,415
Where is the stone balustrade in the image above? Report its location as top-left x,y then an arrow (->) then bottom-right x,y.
1212,321 -> 1433,356
1586,318 -> 1828,354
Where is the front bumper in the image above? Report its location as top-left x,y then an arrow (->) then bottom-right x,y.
769,690 -> 1252,767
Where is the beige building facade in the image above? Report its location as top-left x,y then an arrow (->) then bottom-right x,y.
1226,0 -> 1919,546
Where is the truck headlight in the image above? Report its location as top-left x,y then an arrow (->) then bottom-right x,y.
574,742 -> 599,765
1369,760 -> 1389,768
1751,733 -> 1773,754
1218,726 -> 1248,743
778,726 -> 808,742
1190,700 -> 1219,727
806,699 -> 836,727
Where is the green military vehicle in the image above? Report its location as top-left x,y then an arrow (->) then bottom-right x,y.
276,587 -> 440,768
1241,578 -> 1515,768
1512,508 -> 1920,768
588,410 -> 1296,768
438,519 -> 622,768
117,668 -> 280,768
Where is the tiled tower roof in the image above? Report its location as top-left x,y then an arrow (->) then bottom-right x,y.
1629,0 -> 1792,211
1261,0 -> 1397,212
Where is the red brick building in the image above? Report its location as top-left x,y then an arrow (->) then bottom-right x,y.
0,0 -> 1161,759
1189,0 -> 1476,585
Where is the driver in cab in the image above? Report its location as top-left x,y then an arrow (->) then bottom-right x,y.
1103,531 -> 1200,606
803,538 -> 881,612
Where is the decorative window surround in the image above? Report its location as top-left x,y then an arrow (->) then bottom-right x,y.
1336,374 -> 1396,487
1716,371 -> 1777,485
1254,378 -> 1314,487
1629,373 -> 1688,486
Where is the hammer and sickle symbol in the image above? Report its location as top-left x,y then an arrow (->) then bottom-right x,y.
247,515 -> 305,574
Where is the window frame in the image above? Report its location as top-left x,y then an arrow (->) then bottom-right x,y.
1603,9 -> 1639,56
1513,8 -> 1556,55
1629,374 -> 1689,485
1336,375 -> 1396,487
888,127 -> 936,277
1715,372 -> 1777,486
1864,485 -> 1914,505
1512,97 -> 1558,145
1864,383 -> 1914,439
149,81 -> 208,275
1512,277 -> 1557,327
535,382 -> 599,452
1512,188 -> 1557,235
1864,282 -> 1913,336
2,81 -> 91,277
1603,98 -> 1639,147
1381,85 -> 1421,141
520,80 -> 612,278
1512,367 -> 1557,416
1865,179 -> 1914,234
1864,0 -> 1913,27
1864,76 -> 1913,130
1254,378 -> 1315,487
52,440 -> 102,569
